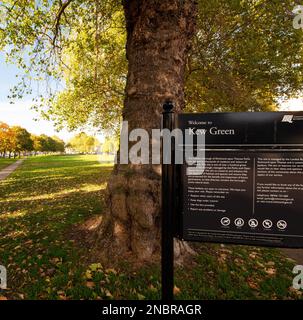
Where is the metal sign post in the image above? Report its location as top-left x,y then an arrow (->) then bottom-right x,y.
161,101 -> 175,301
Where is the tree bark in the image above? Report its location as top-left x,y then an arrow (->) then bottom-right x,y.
95,0 -> 197,262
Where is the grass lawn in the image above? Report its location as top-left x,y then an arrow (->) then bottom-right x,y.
0,154 -> 302,300
0,158 -> 16,171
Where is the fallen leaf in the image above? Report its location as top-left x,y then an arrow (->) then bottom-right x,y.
249,252 -> 258,259
86,281 -> 95,288
173,286 -> 181,295
105,290 -> 113,298
265,268 -> 276,275
137,293 -> 145,300
89,263 -> 102,272
247,277 -> 259,290
85,270 -> 92,279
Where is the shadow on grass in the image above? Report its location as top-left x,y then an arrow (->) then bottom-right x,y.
0,155 -> 302,300
0,155 -> 113,299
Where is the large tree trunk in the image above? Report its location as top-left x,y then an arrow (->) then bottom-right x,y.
95,0 -> 197,262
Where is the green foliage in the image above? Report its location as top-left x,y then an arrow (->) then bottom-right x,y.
31,134 -> 42,153
0,0 -> 124,130
52,136 -> 65,153
49,7 -> 126,132
37,134 -> 65,153
186,0 -> 303,112
68,132 -> 100,154
0,0 -> 303,129
11,126 -> 33,153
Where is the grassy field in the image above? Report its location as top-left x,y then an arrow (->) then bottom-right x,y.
0,155 -> 302,300
0,158 -> 16,171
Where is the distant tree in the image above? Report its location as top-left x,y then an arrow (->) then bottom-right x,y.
69,133 -> 99,154
102,136 -> 119,154
31,134 -> 43,155
38,134 -> 53,153
0,122 -> 14,157
1,125 -> 65,157
52,136 -> 65,153
11,126 -> 33,158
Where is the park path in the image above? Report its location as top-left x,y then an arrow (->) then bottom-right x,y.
0,159 -> 24,181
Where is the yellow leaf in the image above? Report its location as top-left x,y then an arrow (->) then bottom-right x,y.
85,270 -> 92,279
105,290 -> 113,298
137,293 -> 145,300
89,263 -> 102,272
265,268 -> 276,275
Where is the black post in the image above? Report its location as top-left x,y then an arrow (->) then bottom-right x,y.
161,101 -> 175,301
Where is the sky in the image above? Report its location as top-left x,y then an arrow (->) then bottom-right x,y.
0,52 -> 303,142
0,53 -> 104,142
279,97 -> 303,111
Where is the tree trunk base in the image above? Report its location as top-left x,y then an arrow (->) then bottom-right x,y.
91,214 -> 196,267
91,166 -> 196,266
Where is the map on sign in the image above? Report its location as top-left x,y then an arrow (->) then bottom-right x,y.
177,112 -> 303,248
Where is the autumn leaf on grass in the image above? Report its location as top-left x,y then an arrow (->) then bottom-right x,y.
234,258 -> 244,266
105,289 -> 113,299
137,293 -> 145,300
89,263 -> 102,272
218,253 -> 228,264
173,286 -> 181,295
249,252 -> 258,259
265,268 -> 276,276
247,277 -> 259,290
85,270 -> 93,280
57,291 -> 67,300
289,286 -> 303,297
86,281 -> 95,289
50,257 -> 62,265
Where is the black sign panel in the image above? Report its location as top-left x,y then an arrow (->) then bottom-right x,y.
178,112 -> 303,247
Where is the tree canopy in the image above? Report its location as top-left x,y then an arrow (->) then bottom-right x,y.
0,0 -> 302,130
67,132 -> 100,154
186,0 -> 303,112
0,122 -> 65,156
11,126 -> 33,154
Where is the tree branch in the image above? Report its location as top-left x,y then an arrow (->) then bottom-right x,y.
52,0 -> 72,46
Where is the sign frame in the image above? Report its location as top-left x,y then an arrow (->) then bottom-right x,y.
161,102 -> 303,300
